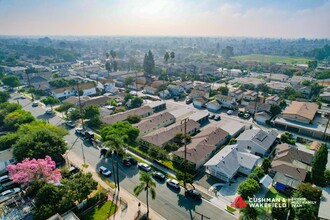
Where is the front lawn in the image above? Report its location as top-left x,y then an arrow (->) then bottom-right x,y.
265,186 -> 288,200
82,201 -> 118,220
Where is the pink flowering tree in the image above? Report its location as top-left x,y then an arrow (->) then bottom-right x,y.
6,156 -> 62,184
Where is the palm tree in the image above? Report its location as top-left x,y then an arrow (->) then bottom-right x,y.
170,51 -> 175,64
105,52 -> 111,79
134,172 -> 156,219
104,135 -> 126,192
164,52 -> 170,63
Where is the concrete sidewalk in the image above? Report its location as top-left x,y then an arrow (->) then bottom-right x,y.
67,151 -> 165,220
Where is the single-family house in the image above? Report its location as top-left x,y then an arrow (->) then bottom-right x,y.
281,101 -> 318,124
52,82 -> 97,99
243,90 -> 258,101
141,120 -> 200,147
204,144 -> 260,182
146,100 -> 166,113
206,100 -> 221,112
189,89 -> 209,100
265,96 -> 280,105
255,111 -> 272,124
180,81 -> 194,92
289,76 -> 313,86
229,89 -> 243,101
193,97 -> 209,108
189,111 -> 209,125
194,83 -> 211,92
271,143 -> 314,192
266,82 -> 291,93
215,95 -> 238,110
294,85 -> 311,96
136,111 -> 176,136
245,102 -> 271,114
174,127 -> 229,169
236,129 -> 278,157
144,86 -> 158,95
167,85 -> 185,96
159,90 -> 171,99
101,106 -> 153,125
268,74 -> 289,82
216,120 -> 246,138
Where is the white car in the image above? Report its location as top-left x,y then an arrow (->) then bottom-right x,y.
0,188 -> 20,197
0,175 -> 9,183
99,166 -> 111,176
75,127 -> 84,134
138,163 -> 151,172
227,110 -> 233,115
45,109 -> 53,115
166,179 -> 180,189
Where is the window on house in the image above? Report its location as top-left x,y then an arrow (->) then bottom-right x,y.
247,146 -> 251,150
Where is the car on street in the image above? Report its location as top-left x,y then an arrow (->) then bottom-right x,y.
243,113 -> 251,119
0,188 -> 20,197
65,121 -> 76,128
75,127 -> 84,134
0,175 -> 10,183
32,101 -> 38,107
166,179 -> 180,189
152,172 -> 166,181
214,115 -> 221,121
138,163 -> 151,172
99,166 -> 111,176
20,95 -> 26,99
122,159 -> 132,167
227,110 -> 233,115
45,109 -> 53,115
185,189 -> 202,200
127,156 -> 138,165
185,98 -> 192,104
208,114 -> 215,119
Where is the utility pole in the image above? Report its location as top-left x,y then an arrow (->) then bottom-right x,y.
181,117 -> 189,189
77,81 -> 85,130
81,143 -> 86,166
195,211 -> 210,220
25,71 -> 34,101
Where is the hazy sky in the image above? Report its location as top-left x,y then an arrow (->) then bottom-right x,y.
0,0 -> 329,38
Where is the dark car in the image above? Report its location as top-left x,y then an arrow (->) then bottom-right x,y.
208,114 -> 215,119
185,98 -> 192,104
185,189 -> 202,200
123,159 -> 132,167
127,156 -> 138,165
214,115 -> 221,121
152,171 -> 166,181
238,111 -> 245,117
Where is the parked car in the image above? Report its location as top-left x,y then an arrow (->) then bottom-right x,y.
185,189 -> 202,200
99,166 -> 111,176
185,98 -> 192,104
127,156 -> 138,165
238,111 -> 245,117
123,159 -> 132,167
20,95 -> 26,99
32,101 -> 38,107
45,109 -> 53,115
166,179 -> 180,189
75,127 -> 84,134
138,163 -> 151,172
65,121 -> 76,128
227,110 -> 233,115
243,113 -> 251,119
214,115 -> 221,121
152,172 -> 166,181
208,114 -> 215,119
0,175 -> 10,184
0,188 -> 20,197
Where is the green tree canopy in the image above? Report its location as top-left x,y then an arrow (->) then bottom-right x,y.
124,76 -> 134,86
42,96 -> 60,110
261,158 -> 271,174
13,128 -> 67,162
143,50 -> 155,82
217,86 -> 229,95
2,75 -> 20,88
55,102 -> 74,114
295,182 -> 322,202
312,144 -> 328,186
131,97 -> 143,108
84,105 -> 100,119
127,114 -> 141,124
0,91 -> 10,103
270,105 -> 282,116
101,121 -> 139,144
238,178 -> 260,199
4,109 -> 35,131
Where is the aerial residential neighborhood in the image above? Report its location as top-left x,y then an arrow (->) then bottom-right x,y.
0,1 -> 330,220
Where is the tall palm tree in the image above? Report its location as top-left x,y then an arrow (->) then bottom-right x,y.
164,52 -> 170,63
104,135 -> 126,192
134,172 -> 156,219
170,51 -> 175,65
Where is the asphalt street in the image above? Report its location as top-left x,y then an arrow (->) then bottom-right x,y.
9,92 -> 235,220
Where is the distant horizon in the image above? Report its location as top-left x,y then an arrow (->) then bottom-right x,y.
0,34 -> 329,40
1,0 -> 329,38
